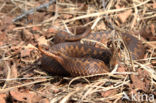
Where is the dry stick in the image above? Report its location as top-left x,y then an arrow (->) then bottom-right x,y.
98,93 -> 123,102
96,81 -> 130,101
131,2 -> 138,29
60,88 -> 81,103
80,81 -> 104,102
62,20 -> 74,35
12,0 -> 56,22
0,79 -> 51,93
91,16 -> 102,29
0,2 -> 6,12
109,23 -> 136,72
68,72 -> 133,90
63,0 -> 151,23
119,34 -> 135,71
68,77 -> 90,90
148,48 -> 155,64
12,0 -> 151,30
141,14 -> 156,19
0,76 -> 52,81
134,61 -> 156,80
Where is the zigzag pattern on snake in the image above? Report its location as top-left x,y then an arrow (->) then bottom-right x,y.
38,28 -> 145,76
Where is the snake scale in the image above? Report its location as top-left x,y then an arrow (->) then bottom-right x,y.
38,27 -> 145,76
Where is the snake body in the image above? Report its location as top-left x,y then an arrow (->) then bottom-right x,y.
39,47 -> 109,76
121,33 -> 145,60
40,42 -> 112,76
39,29 -> 145,76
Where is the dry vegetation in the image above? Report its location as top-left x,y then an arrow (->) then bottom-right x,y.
0,0 -> 156,103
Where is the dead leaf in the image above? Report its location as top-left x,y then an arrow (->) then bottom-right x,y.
151,24 -> 155,35
129,69 -> 150,92
10,63 -> 18,78
115,2 -> 121,9
129,74 -> 145,90
48,27 -> 58,34
63,14 -> 73,19
0,32 -> 7,46
0,15 -> 14,33
118,9 -> 132,23
20,44 -> 37,57
10,89 -> 36,102
0,94 -> 7,103
21,29 -> 33,41
37,36 -> 48,46
39,98 -> 50,103
44,27 -> 58,38
47,4 -> 56,12
27,12 -> 46,23
32,26 -> 40,31
101,89 -> 117,97
117,65 -> 126,72
153,3 -> 156,8
0,42 -> 3,46
151,60 -> 156,66
140,26 -> 153,41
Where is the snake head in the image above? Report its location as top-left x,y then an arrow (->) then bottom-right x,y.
38,44 -> 65,64
54,31 -> 67,43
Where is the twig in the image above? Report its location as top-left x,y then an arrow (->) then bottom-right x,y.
63,0 -> 151,23
0,79 -> 51,93
0,76 -> 52,81
12,0 -> 56,22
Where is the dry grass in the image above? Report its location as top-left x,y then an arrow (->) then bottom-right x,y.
0,0 -> 155,103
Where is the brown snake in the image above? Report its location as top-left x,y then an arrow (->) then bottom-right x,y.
38,28 -> 145,76
39,42 -> 112,76
39,46 -> 109,76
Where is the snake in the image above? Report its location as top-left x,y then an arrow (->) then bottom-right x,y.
38,28 -> 145,76
39,42 -> 112,76
38,45 -> 109,76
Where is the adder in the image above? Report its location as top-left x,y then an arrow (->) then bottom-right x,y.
38,27 -> 145,76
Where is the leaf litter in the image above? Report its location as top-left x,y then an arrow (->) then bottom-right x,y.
0,0 -> 155,103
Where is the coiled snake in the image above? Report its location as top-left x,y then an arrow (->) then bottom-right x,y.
38,28 -> 145,76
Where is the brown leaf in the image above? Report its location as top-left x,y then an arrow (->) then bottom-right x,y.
37,36 -> 48,46
0,15 -> 13,32
20,44 -> 37,57
10,63 -> 18,78
151,60 -> 156,66
0,42 -> 3,46
27,12 -> 46,23
47,4 -> 56,12
153,3 -> 156,8
129,69 -> 150,92
115,2 -> 121,9
101,89 -> 117,97
0,94 -> 7,103
32,26 -> 40,31
44,27 -> 58,38
63,14 -> 73,19
151,24 -> 155,35
117,65 -> 126,72
47,27 -> 58,34
21,29 -> 33,41
118,9 -> 132,23
39,98 -> 50,103
0,32 -> 7,46
140,26 -> 155,41
10,89 -> 36,102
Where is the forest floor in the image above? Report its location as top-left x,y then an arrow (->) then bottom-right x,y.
0,0 -> 156,103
